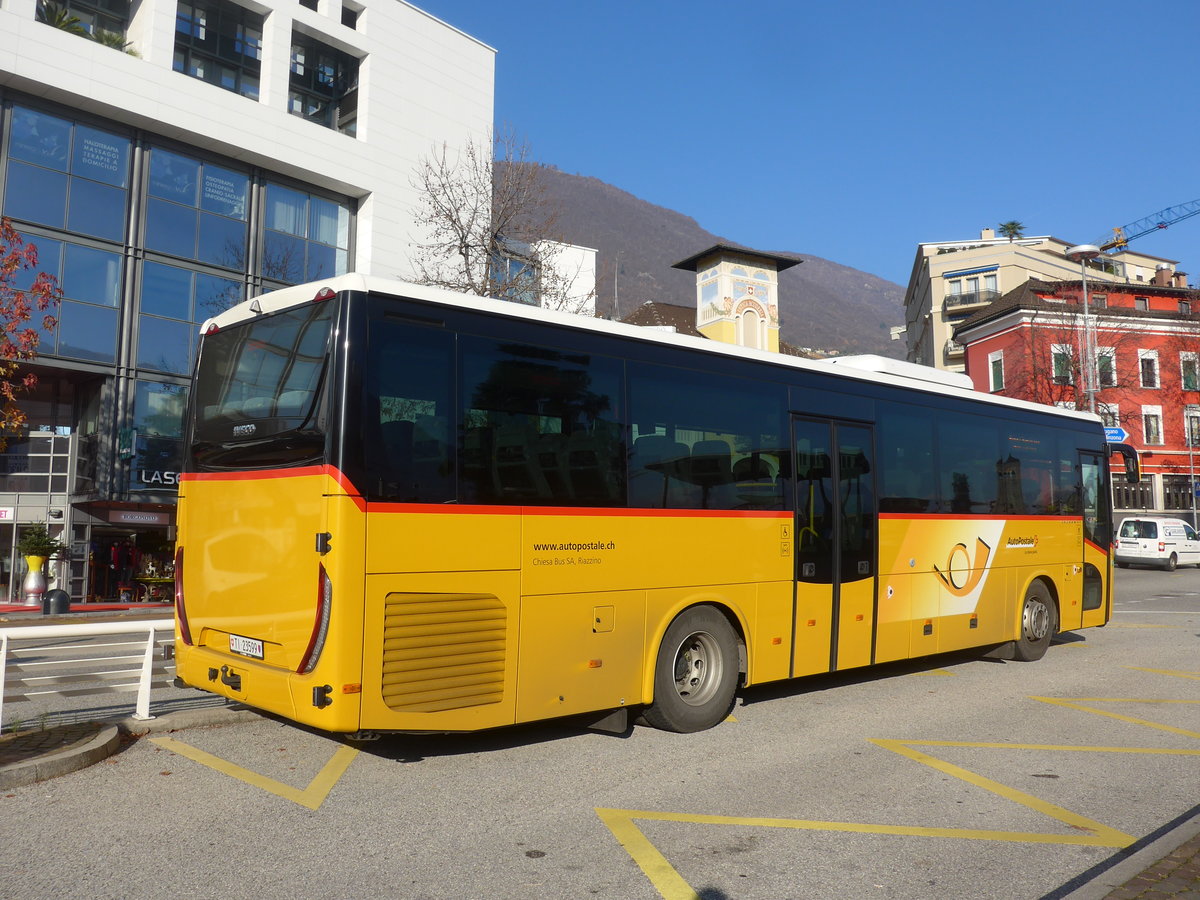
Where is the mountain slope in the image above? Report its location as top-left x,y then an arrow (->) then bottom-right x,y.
540,167 -> 905,357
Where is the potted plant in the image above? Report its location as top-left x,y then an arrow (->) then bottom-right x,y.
16,524 -> 65,607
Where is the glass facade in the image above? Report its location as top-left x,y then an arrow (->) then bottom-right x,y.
0,93 -> 354,599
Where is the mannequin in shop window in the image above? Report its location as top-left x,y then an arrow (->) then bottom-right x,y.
112,539 -> 140,591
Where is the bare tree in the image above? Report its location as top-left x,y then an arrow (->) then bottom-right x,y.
998,305 -> 1159,433
409,127 -> 595,315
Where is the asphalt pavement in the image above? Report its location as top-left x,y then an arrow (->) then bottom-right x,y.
0,606 -> 1196,899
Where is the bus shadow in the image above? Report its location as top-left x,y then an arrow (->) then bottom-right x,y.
348,712 -> 638,764
738,634 -> 1088,707
310,636 -> 1093,764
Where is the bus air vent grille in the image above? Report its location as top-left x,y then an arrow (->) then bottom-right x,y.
381,593 -> 506,712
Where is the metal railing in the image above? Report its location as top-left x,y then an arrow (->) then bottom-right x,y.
943,289 -> 1001,310
0,619 -> 175,732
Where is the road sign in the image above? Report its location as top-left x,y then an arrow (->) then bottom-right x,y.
1104,426 -> 1128,443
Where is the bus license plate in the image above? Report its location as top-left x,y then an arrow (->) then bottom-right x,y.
229,634 -> 264,659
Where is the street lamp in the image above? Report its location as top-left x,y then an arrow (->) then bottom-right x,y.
1065,244 -> 1102,413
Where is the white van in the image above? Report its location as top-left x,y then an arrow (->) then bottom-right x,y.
1115,516 -> 1200,570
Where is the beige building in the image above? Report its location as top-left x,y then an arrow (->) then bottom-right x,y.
902,228 -> 1181,371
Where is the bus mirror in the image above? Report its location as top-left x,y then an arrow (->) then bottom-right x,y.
1109,443 -> 1140,485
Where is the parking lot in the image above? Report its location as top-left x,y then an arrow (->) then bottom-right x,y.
2,568 -> 1197,900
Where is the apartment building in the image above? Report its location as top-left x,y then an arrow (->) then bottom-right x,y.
955,274 -> 1200,520
0,0 -> 495,599
902,228 -> 1178,373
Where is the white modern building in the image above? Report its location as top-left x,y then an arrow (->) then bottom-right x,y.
0,0 -> 495,600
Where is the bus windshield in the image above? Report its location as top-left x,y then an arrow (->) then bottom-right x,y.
188,300 -> 334,470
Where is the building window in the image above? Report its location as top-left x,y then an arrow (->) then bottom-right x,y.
983,273 -> 997,294
1181,300 -> 1192,315
1052,344 -> 1073,385
1096,347 -> 1115,387
1185,406 -> 1200,448
288,33 -> 360,135
490,250 -> 539,306
36,0 -> 130,40
138,261 -> 243,374
145,146 -> 250,269
1142,405 -> 1163,445
9,234 -> 121,363
3,106 -> 130,242
262,183 -> 351,285
988,350 -> 1004,392
1135,296 -> 1149,311
1097,402 -> 1119,429
174,0 -> 263,101
1182,353 -> 1199,392
1139,350 -> 1160,388
1114,475 -> 1153,510
1090,294 -> 1107,309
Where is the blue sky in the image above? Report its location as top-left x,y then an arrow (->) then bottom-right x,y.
417,1 -> 1200,286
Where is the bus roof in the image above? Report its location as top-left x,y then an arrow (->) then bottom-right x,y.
201,273 -> 1101,428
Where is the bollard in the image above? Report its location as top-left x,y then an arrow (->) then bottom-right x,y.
42,589 -> 71,615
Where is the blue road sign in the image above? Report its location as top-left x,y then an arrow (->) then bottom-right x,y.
1104,427 -> 1129,443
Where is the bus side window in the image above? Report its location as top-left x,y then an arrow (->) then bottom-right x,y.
364,319 -> 454,503
878,405 -> 935,514
628,362 -> 786,511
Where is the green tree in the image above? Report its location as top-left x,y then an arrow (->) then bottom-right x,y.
0,218 -> 62,449
998,220 -> 1025,241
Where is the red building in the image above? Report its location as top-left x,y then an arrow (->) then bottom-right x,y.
955,270 -> 1200,520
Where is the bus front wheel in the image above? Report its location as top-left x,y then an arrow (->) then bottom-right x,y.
1014,582 -> 1057,662
642,605 -> 739,733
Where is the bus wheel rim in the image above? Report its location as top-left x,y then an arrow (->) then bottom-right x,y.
672,631 -> 723,706
1023,599 -> 1049,642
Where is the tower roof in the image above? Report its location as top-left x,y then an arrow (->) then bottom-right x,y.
671,243 -> 802,273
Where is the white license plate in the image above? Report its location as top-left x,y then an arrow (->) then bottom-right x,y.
229,634 -> 264,659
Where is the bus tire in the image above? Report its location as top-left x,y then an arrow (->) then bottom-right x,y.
1164,554 -> 1178,572
642,605 -> 739,733
1014,581 -> 1057,662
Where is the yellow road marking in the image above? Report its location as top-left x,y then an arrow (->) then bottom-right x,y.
1031,696 -> 1200,740
596,737 -> 1170,898
1125,667 -> 1200,680
150,736 -> 358,809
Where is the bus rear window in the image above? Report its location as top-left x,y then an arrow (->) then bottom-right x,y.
190,302 -> 333,463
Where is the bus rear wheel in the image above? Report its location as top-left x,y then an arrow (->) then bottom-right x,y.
1014,582 -> 1057,662
642,605 -> 739,733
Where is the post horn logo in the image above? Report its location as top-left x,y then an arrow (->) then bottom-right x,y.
933,537 -> 992,597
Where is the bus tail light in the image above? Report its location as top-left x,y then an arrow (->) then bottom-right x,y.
175,547 -> 193,646
298,564 -> 333,674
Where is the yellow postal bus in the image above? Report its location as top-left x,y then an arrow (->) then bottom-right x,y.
174,275 -> 1128,736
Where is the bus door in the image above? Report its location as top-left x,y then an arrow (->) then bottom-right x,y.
1079,450 -> 1110,628
791,417 -> 877,677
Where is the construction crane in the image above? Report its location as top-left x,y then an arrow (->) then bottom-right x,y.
1097,198 -> 1200,252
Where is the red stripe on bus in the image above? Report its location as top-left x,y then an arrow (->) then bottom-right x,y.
1085,538 -> 1110,555
364,502 -> 790,519
181,466 -> 789,519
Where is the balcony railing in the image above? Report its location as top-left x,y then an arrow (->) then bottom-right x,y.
944,339 -> 964,356
943,289 -> 1001,311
